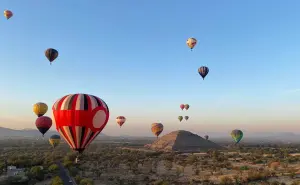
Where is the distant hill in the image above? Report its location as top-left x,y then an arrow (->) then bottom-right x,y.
0,127 -> 107,138
150,130 -> 224,152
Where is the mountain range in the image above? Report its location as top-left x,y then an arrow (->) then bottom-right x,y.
0,127 -> 106,138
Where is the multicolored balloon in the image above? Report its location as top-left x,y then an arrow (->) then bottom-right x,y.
4,10 -> 13,20
151,123 -> 163,138
178,116 -> 183,122
198,66 -> 209,80
116,116 -> 126,127
52,94 -> 109,154
35,116 -> 52,136
204,135 -> 209,140
45,48 -> 58,65
231,129 -> 243,144
184,104 -> 190,110
33,102 -> 48,117
180,104 -> 185,110
49,134 -> 61,148
184,116 -> 189,121
186,38 -> 197,50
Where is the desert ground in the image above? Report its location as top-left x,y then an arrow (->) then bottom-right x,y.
1,137 -> 300,185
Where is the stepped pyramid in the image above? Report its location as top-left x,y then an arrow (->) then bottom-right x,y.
150,130 -> 224,152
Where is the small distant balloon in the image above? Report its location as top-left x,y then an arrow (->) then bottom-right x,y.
178,116 -> 183,122
184,116 -> 189,121
186,38 -> 197,50
184,104 -> 190,110
45,48 -> 58,65
116,116 -> 126,127
151,123 -> 163,138
180,104 -> 184,110
49,134 -> 61,148
198,66 -> 209,80
231,129 -> 243,144
4,10 -> 13,20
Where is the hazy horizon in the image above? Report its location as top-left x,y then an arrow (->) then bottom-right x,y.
0,1 -> 300,137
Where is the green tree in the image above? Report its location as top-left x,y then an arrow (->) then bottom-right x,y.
30,166 -> 45,181
80,178 -> 94,185
48,164 -> 59,173
51,176 -> 63,185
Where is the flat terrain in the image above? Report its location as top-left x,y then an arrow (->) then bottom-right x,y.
1,139 -> 300,184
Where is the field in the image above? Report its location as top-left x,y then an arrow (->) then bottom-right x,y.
1,138 -> 300,184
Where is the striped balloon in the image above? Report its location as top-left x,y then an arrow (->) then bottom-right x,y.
198,66 -> 209,80
52,93 -> 109,154
116,116 -> 126,127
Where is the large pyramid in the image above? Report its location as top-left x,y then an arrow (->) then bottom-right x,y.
150,130 -> 224,152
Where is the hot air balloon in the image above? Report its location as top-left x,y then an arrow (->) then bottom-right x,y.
4,10 -> 13,20
35,116 -> 52,136
231,129 -> 243,144
178,116 -> 183,122
198,66 -> 209,80
186,38 -> 197,50
184,104 -> 190,110
151,123 -> 163,138
52,93 -> 109,154
116,116 -> 126,127
184,116 -> 189,121
180,104 -> 185,110
49,134 -> 61,148
33,102 -> 48,117
45,48 -> 58,65
204,135 -> 209,140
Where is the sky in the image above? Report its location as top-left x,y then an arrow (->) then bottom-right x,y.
0,0 -> 300,136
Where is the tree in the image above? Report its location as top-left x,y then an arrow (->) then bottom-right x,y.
51,176 -> 63,185
48,164 -> 59,173
80,178 -> 94,185
30,166 -> 45,181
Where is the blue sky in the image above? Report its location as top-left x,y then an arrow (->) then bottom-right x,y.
0,0 -> 300,136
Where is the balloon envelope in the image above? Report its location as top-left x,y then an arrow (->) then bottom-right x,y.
4,10 -> 13,19
52,93 -> 109,153
184,104 -> 190,110
45,48 -> 58,63
151,123 -> 163,138
116,116 -> 126,127
231,129 -> 243,144
49,134 -> 61,148
198,66 -> 209,80
184,116 -> 189,120
35,116 -> 52,136
33,102 -> 48,117
186,38 -> 197,49
178,116 -> 183,122
180,104 -> 184,110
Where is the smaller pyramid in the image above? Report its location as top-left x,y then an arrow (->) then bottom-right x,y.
150,130 -> 223,152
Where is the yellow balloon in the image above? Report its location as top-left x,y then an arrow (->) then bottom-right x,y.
186,38 -> 197,49
33,102 -> 48,117
49,135 -> 61,148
